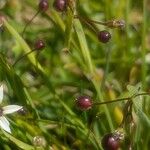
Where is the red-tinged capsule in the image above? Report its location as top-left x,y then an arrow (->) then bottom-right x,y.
101,133 -> 120,150
97,30 -> 111,43
39,0 -> 49,12
34,39 -> 45,50
53,0 -> 67,12
75,95 -> 92,110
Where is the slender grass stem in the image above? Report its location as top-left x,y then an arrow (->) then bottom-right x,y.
74,15 -> 106,26
141,0 -> 148,112
74,15 -> 97,33
141,0 -> 147,90
93,81 -> 114,131
74,15 -> 125,29
13,49 -> 37,66
93,92 -> 149,106
22,10 -> 40,37
74,18 -> 114,139
3,19 -> 44,72
101,46 -> 111,89
125,0 -> 130,56
24,88 -> 40,119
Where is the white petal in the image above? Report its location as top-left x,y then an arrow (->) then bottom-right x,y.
0,116 -> 11,133
3,105 -> 22,114
0,85 -> 3,104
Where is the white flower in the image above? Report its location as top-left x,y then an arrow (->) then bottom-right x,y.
0,84 -> 22,133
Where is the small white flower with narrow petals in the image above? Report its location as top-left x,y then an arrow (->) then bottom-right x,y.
0,84 -> 22,133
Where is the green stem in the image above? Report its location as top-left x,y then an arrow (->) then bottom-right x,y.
93,81 -> 114,131
101,46 -> 111,89
93,92 -> 149,106
74,18 -> 114,140
74,19 -> 94,73
22,10 -> 40,37
74,15 -> 98,33
13,49 -> 37,66
65,8 -> 74,49
3,19 -> 44,72
24,88 -> 40,119
142,0 -> 147,111
125,0 -> 130,56
141,0 -> 147,90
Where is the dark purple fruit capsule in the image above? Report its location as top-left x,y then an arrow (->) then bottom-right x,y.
17,107 -> 28,116
53,0 -> 67,12
75,95 -> 92,110
97,30 -> 111,43
101,133 -> 119,150
34,39 -> 45,50
39,0 -> 49,12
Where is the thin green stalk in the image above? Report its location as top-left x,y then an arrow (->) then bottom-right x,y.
3,131 -> 34,150
141,0 -> 147,90
24,88 -> 40,119
93,81 -> 114,131
125,0 -> 130,56
3,19 -> 44,72
74,15 -> 98,33
94,92 -> 149,106
105,0 -> 111,20
22,10 -> 40,37
65,8 -> 74,49
101,46 -> 111,89
141,0 -> 148,112
13,49 -> 37,66
74,19 -> 94,73
74,19 -> 114,131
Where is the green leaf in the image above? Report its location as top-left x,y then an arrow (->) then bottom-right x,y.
3,19 -> 44,73
64,9 -> 74,49
3,131 -> 34,150
0,55 -> 27,104
74,19 -> 94,73
134,101 -> 150,127
127,83 -> 142,96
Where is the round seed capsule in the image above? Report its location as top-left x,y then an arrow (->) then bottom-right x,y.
39,0 -> 49,12
34,39 -> 45,50
101,133 -> 120,150
75,95 -> 92,110
97,30 -> 111,43
53,0 -> 67,12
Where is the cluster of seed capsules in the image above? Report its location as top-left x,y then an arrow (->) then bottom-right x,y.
14,0 -> 68,65
21,1 -> 126,149
75,96 -> 124,150
18,0 -> 125,64
24,0 -> 125,49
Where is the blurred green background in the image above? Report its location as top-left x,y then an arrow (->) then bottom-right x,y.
0,0 -> 150,149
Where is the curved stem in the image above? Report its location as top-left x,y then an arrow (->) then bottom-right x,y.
119,100 -> 133,128
74,15 -> 106,26
93,92 -> 149,106
22,10 -> 40,37
101,45 -> 111,89
13,49 -> 37,66
74,15 -> 98,33
74,15 -> 125,29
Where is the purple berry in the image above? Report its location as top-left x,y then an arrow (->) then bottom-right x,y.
97,30 -> 111,43
34,39 -> 45,50
75,95 -> 92,110
101,133 -> 120,150
39,0 -> 49,12
53,0 -> 67,12
17,107 -> 28,115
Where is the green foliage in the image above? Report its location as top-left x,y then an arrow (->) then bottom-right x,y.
0,0 -> 149,149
